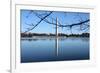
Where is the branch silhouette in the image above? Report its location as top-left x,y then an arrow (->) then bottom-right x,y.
33,11 -> 89,28
25,11 -> 89,33
24,11 -> 53,33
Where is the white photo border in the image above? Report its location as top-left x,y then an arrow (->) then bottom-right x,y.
11,4 -> 96,73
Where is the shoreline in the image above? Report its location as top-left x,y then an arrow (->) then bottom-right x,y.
21,36 -> 89,40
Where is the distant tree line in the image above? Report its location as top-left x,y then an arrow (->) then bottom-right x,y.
21,33 -> 89,37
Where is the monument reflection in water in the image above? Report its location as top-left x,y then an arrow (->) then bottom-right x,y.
21,37 -> 89,63
20,9 -> 90,63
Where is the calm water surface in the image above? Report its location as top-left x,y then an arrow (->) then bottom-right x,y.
21,37 -> 89,63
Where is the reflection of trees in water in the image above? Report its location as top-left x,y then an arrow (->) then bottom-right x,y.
21,37 -> 89,42
21,37 -> 89,57
21,38 -> 54,41
59,37 -> 89,42
21,38 -> 38,41
81,37 -> 89,42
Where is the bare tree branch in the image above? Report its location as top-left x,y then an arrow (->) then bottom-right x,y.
25,11 -> 89,34
24,11 -> 53,33
33,11 -> 90,28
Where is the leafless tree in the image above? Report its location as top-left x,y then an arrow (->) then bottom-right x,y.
24,10 -> 90,34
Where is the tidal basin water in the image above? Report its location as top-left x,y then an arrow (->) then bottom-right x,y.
21,37 -> 89,63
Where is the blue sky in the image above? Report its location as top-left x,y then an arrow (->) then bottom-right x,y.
21,9 -> 90,34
